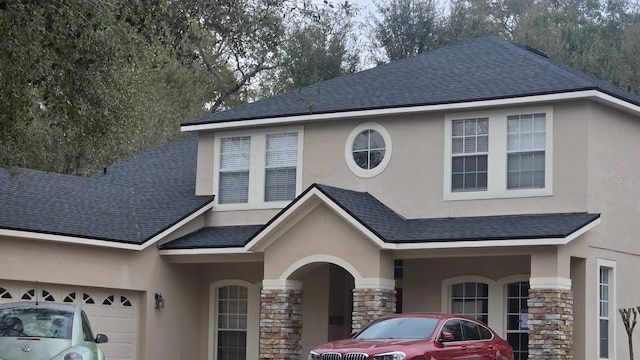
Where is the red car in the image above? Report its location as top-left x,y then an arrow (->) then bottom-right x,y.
309,313 -> 514,360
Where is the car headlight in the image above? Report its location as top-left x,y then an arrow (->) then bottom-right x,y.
309,351 -> 321,360
51,346 -> 92,360
373,351 -> 406,360
63,353 -> 83,360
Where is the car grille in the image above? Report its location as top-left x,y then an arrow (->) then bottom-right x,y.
321,353 -> 369,360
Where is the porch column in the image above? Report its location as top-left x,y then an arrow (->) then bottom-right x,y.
351,278 -> 396,333
529,248 -> 573,360
260,280 -> 303,360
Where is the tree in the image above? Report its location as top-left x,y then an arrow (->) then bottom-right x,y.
270,4 -> 360,93
0,0 -> 344,175
371,0 -> 445,62
619,307 -> 638,360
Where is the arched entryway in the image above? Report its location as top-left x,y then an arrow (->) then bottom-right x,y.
260,255 -> 396,360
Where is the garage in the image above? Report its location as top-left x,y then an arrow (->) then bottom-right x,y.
0,281 -> 140,360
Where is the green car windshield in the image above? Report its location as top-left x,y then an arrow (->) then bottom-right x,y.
0,307 -> 74,339
355,317 -> 439,340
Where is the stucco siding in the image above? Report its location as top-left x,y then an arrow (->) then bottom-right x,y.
586,101 -> 640,252
262,204 -> 384,280
0,235 -> 202,360
196,100 -> 601,228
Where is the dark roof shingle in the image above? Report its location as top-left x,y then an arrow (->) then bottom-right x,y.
184,35 -> 640,126
0,136 -> 213,244
161,183 -> 600,249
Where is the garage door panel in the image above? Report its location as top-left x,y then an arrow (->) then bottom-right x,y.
0,282 -> 140,360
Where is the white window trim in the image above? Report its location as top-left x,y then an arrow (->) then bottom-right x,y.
597,258 -> 616,360
344,122 -> 392,178
443,106 -> 553,201
208,280 -> 261,360
441,276 -> 501,334
212,126 -> 304,210
442,275 -> 530,338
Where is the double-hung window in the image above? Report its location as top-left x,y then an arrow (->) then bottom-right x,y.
265,132 -> 298,202
451,118 -> 488,192
507,113 -> 546,189
219,136 -> 251,204
215,127 -> 302,208
444,107 -> 552,200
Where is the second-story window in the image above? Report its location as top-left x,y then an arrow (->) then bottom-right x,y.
265,132 -> 298,202
507,113 -> 546,189
451,118 -> 488,192
214,126 -> 303,209
219,136 -> 251,204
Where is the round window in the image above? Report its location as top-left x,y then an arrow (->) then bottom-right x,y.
352,130 -> 386,170
345,123 -> 392,178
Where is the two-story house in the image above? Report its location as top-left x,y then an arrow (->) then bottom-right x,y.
2,35 -> 640,360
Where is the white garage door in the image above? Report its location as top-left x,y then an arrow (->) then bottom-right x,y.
0,281 -> 139,360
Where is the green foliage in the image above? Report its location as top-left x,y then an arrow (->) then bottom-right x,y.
3,0 -> 640,177
270,5 -> 360,93
372,0 -> 445,62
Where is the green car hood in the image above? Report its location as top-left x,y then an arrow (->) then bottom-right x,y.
0,337 -> 71,360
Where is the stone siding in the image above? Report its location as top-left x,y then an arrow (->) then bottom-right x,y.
260,288 -> 303,360
351,288 -> 396,332
528,288 -> 573,360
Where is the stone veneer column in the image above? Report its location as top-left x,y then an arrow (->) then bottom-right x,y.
528,279 -> 573,360
260,285 -> 303,360
352,285 -> 396,333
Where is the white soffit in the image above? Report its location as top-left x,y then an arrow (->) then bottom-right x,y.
181,90 -> 640,132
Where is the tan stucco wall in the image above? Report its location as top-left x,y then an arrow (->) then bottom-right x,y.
403,256 -> 530,310
194,262 -> 263,360
195,131 -> 216,196
262,203 -> 389,280
586,102 -> 640,252
194,100 -> 595,228
0,235 -> 202,360
301,265 -> 330,359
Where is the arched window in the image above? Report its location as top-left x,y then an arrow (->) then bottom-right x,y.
450,282 -> 489,324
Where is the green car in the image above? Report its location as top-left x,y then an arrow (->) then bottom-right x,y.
0,302 -> 108,360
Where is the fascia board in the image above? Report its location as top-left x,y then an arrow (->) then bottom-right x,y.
144,201 -> 215,250
159,247 -> 255,255
180,90 -> 639,132
388,217 -> 601,250
244,187 -> 387,252
0,201 -> 216,251
0,229 -> 143,250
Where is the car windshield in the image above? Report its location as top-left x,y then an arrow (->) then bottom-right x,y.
355,317 -> 439,340
0,307 -> 74,339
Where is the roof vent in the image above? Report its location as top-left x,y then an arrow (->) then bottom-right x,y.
513,42 -> 549,58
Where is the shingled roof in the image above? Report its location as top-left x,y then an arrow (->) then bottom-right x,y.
0,136 -> 213,244
160,184 -> 600,249
184,35 -> 640,126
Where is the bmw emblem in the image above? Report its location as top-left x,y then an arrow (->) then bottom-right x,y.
22,345 -> 32,352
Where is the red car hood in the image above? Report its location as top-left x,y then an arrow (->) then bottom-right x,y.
313,338 -> 432,354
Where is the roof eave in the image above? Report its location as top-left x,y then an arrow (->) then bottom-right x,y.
389,216 -> 601,250
180,90 -> 640,132
0,200 -> 216,251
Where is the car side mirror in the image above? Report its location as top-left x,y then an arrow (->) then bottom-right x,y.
95,333 -> 109,344
439,331 -> 455,342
